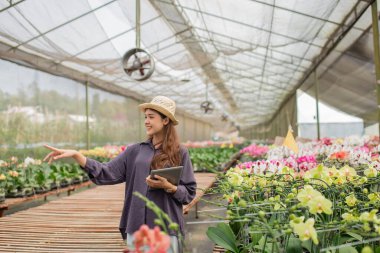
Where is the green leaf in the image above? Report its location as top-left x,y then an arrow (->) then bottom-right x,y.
250,233 -> 262,246
286,237 -> 302,253
338,246 -> 358,253
301,240 -> 312,253
206,224 -> 239,253
346,232 -> 362,241
375,246 -> 380,253
338,236 -> 355,244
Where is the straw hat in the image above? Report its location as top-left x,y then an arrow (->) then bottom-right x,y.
138,96 -> 179,125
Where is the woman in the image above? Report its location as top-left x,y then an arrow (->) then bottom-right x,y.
43,96 -> 197,252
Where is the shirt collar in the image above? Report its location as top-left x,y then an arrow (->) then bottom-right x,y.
141,138 -> 152,145
141,138 -> 163,151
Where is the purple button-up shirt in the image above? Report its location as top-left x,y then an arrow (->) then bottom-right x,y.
81,139 -> 197,239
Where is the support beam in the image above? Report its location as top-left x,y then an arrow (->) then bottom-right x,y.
0,0 -> 25,13
371,1 -> 380,135
314,71 -> 321,140
85,80 -> 90,150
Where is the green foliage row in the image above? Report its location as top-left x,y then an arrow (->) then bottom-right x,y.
0,162 -> 89,199
189,146 -> 239,172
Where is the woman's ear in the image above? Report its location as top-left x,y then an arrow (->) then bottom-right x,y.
163,117 -> 169,125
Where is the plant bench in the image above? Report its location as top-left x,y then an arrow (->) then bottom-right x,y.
0,181 -> 93,217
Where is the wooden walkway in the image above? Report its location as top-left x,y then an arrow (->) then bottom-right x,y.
0,173 -> 216,252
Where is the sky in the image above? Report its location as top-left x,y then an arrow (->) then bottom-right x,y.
297,90 -> 362,123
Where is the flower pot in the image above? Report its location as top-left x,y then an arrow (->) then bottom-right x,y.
60,181 -> 69,188
22,188 -> 34,197
82,174 -> 90,182
72,178 -> 81,185
6,189 -> 22,198
50,182 -> 58,190
35,187 -> 48,194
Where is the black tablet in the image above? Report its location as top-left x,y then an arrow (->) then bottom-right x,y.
150,166 -> 183,186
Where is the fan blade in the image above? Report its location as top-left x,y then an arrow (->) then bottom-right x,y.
139,68 -> 145,76
140,59 -> 151,65
125,67 -> 138,75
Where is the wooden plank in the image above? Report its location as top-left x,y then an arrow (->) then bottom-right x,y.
213,245 -> 227,252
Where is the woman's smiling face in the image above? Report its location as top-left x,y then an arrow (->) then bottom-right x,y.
144,109 -> 168,136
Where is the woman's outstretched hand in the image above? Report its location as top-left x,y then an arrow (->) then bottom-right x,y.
43,144 -> 86,167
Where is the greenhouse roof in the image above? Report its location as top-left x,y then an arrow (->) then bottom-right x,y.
0,0 -> 377,128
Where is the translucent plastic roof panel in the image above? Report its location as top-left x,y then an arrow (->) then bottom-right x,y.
0,0 -> 376,128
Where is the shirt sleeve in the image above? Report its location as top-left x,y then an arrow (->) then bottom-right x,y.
80,146 -> 131,185
171,147 -> 197,205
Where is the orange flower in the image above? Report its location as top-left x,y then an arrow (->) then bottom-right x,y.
131,225 -> 171,253
8,170 -> 19,178
329,151 -> 349,160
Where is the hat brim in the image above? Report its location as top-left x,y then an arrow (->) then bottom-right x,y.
138,103 -> 179,125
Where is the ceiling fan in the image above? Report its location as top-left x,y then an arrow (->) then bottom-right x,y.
122,48 -> 154,81
201,101 -> 214,114
221,113 -> 228,122
122,0 -> 155,81
200,82 -> 214,114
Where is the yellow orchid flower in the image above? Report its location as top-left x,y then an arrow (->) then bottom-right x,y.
345,194 -> 358,207
320,174 -> 333,186
307,196 -> 333,215
342,213 -> 358,222
359,209 -> 379,223
368,193 -> 380,203
364,167 -> 378,178
334,176 -> 347,185
326,166 -> 339,177
227,173 -> 243,187
374,225 -> 380,235
297,185 -> 322,205
290,217 -> 319,245
339,165 -> 357,180
257,178 -> 267,187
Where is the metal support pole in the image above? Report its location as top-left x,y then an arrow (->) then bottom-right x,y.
136,0 -> 141,48
314,71 -> 321,140
85,80 -> 90,150
183,117 -> 186,141
371,1 -> 380,135
194,120 -> 198,141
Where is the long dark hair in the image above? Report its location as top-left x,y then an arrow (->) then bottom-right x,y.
149,110 -> 181,170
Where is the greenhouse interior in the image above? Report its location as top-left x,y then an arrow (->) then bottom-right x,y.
2,0 -> 380,252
